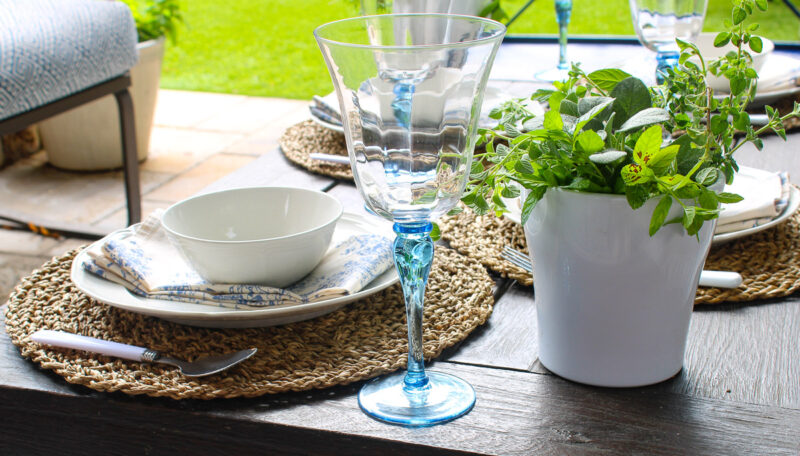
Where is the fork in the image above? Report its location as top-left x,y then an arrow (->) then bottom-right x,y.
501,246 -> 743,289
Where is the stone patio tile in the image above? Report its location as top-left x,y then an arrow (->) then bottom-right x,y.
153,90 -> 248,129
0,228 -> 61,256
145,153 -> 257,203
144,126 -> 244,173
224,104 -> 311,156
0,151 -> 170,227
194,97 -> 309,134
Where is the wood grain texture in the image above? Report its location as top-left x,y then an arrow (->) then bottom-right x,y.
445,281 -> 543,372
672,298 -> 800,409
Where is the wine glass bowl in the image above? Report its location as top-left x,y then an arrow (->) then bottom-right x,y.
315,14 -> 505,426
629,0 -> 709,82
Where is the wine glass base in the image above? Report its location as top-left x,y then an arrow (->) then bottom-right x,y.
534,66 -> 570,83
358,371 -> 476,427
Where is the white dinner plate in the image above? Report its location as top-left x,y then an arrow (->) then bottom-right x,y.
501,186 -> 800,245
70,213 -> 399,328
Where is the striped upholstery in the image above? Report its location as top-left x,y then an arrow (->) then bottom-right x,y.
0,0 -> 138,121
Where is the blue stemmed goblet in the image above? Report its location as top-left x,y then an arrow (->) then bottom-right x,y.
315,14 -> 505,426
629,0 -> 709,83
535,0 -> 572,82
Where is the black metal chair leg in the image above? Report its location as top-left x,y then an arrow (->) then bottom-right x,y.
115,87 -> 141,226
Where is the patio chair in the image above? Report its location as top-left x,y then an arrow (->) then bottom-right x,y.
0,0 -> 141,239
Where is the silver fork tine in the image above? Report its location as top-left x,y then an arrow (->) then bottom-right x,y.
501,246 -> 532,272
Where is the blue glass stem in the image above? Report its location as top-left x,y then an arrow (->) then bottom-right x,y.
555,0 -> 572,70
655,50 -> 680,84
392,222 -> 434,395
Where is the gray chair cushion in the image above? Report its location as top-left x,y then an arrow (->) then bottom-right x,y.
0,0 -> 138,120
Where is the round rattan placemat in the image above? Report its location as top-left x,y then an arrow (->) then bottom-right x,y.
4,246 -> 493,400
280,120 -> 353,181
438,207 -> 800,305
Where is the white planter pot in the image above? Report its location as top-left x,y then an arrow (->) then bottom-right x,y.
523,189 -> 715,387
39,38 -> 164,171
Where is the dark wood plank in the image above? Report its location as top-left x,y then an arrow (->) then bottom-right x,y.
200,148 -> 334,194
667,298 -> 800,409
2,336 -> 799,456
445,281 -> 543,372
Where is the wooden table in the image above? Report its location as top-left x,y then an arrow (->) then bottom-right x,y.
2,40 -> 800,455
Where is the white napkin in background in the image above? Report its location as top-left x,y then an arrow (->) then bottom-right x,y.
82,212 -> 394,309
754,54 -> 800,93
716,166 -> 791,235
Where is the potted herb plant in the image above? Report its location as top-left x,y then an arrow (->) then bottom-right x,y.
38,0 -> 183,171
463,0 -> 800,386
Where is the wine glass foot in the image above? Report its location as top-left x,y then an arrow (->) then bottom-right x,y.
358,371 -> 476,427
534,66 -> 570,83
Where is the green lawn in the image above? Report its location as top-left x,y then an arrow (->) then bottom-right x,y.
160,0 -> 800,100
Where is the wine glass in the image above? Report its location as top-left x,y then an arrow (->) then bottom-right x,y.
315,14 -> 505,426
629,0 -> 709,83
535,0 -> 573,82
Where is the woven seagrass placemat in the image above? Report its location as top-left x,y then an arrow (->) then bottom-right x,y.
4,246 -> 493,400
438,207 -> 800,305
279,120 -> 353,181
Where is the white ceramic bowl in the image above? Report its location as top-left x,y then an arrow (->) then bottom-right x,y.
692,32 -> 774,92
161,187 -> 343,287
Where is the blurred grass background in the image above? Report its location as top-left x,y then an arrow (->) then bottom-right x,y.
159,0 -> 800,99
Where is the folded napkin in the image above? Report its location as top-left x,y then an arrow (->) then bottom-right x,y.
716,166 -> 791,235
82,212 -> 395,309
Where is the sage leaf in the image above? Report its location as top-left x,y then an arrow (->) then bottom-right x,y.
611,77 -> 652,128
577,96 -> 614,116
649,195 -> 672,236
618,107 -> 671,132
560,99 -> 579,117
575,98 -> 614,132
586,69 -> 633,92
589,150 -> 627,164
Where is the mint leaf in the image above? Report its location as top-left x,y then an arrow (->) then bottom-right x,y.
632,125 -> 663,166
544,110 -> 564,131
650,195 -> 672,236
648,144 -> 679,174
576,130 -> 605,154
625,184 -> 649,209
717,192 -> 744,203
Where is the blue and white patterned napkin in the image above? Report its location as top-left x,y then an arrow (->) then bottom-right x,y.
717,166 -> 791,234
82,212 -> 394,309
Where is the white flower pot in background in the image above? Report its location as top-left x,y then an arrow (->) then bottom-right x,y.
523,189 -> 715,387
39,38 -> 164,171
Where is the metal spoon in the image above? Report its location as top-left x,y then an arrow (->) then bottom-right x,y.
30,330 -> 257,377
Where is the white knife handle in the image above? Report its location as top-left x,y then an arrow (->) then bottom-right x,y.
699,270 -> 743,289
30,330 -> 147,361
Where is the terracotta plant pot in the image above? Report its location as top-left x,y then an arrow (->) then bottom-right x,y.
38,38 -> 164,171
523,188 -> 716,387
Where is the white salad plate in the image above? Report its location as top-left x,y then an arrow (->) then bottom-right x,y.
502,186 -> 800,246
70,212 -> 399,328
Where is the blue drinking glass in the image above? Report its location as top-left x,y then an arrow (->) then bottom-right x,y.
629,0 -> 709,83
315,14 -> 505,426
535,0 -> 573,82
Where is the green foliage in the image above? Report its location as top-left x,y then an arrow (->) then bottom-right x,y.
122,0 -> 184,44
463,0 -> 800,237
